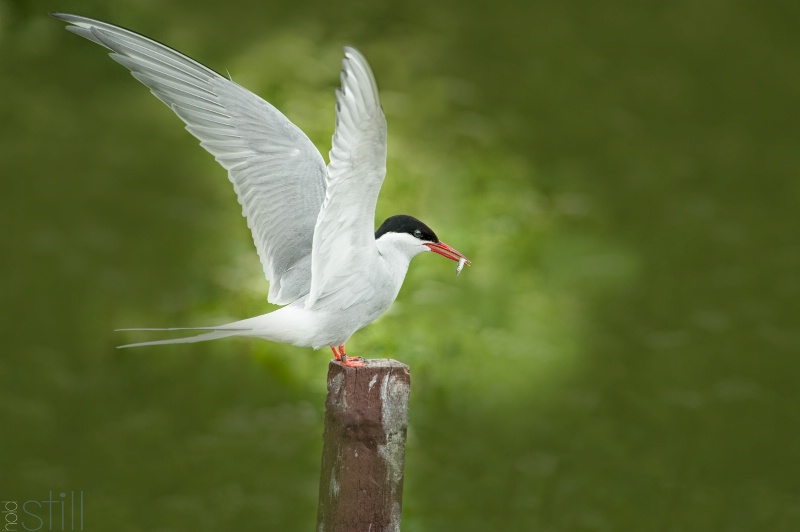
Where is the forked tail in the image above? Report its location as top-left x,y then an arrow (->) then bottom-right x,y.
116,326 -> 253,349
116,306 -> 311,349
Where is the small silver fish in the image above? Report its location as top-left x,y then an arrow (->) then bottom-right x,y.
456,257 -> 467,275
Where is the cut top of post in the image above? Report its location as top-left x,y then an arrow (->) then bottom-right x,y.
326,358 -> 410,424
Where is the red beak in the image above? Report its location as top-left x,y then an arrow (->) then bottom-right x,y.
424,241 -> 470,265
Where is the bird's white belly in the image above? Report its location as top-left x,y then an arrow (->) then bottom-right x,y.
247,283 -> 399,349
244,252 -> 408,349
302,288 -> 394,348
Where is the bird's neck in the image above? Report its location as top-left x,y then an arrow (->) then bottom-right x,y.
374,238 -> 415,289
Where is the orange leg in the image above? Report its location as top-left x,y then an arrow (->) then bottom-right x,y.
329,345 -> 364,367
330,346 -> 343,361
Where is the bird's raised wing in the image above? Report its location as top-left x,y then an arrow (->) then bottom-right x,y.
53,13 -> 327,305
306,47 -> 388,309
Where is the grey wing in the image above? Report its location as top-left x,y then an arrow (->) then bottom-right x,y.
306,47 -> 388,309
53,13 -> 327,304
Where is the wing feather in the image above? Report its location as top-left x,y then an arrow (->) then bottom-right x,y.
307,47 -> 388,309
53,13 -> 327,304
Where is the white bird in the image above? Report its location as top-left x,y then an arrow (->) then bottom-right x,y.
53,13 -> 470,366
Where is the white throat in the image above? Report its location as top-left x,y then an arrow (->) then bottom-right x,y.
375,232 -> 428,265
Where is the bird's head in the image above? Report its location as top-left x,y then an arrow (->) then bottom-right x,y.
375,214 -> 470,267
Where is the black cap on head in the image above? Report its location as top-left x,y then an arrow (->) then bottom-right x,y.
375,214 -> 439,243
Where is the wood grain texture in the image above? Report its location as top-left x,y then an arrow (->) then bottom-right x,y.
316,359 -> 411,532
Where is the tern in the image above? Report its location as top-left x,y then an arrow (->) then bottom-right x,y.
53,13 -> 470,366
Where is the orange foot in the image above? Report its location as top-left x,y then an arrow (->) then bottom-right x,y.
330,345 -> 365,367
341,356 -> 365,368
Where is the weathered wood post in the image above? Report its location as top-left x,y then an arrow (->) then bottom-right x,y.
316,359 -> 411,532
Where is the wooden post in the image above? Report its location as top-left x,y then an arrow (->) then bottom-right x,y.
316,359 -> 411,532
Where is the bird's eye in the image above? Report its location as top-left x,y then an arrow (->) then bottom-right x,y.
413,229 -> 423,239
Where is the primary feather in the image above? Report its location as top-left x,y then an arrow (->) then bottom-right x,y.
53,12 -> 326,305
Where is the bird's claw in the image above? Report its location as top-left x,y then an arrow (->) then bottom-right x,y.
340,355 -> 365,368
330,345 -> 364,367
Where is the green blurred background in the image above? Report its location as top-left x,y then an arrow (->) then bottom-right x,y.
2,0 -> 798,530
